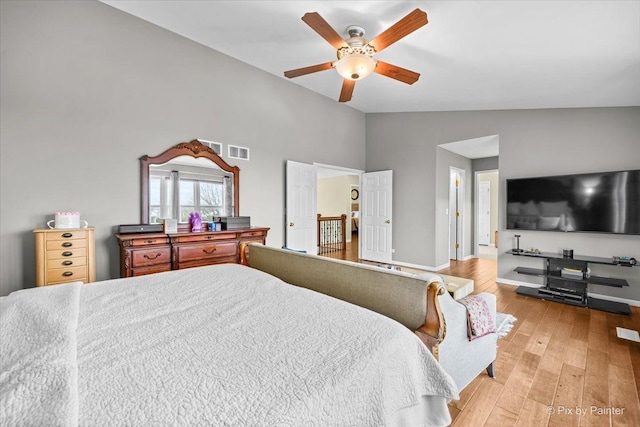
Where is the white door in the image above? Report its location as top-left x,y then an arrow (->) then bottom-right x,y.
360,170 -> 393,263
286,161 -> 317,254
478,181 -> 491,245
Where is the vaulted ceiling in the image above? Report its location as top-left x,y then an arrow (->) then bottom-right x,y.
102,1 -> 640,114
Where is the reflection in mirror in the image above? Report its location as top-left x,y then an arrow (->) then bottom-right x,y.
141,140 -> 240,224
149,157 -> 234,223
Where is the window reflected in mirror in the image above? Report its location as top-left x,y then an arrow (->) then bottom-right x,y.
141,140 -> 240,225
148,158 -> 233,224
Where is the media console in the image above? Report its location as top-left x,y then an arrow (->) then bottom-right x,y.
509,250 -> 633,315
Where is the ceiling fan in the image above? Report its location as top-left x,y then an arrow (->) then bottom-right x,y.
284,9 -> 428,102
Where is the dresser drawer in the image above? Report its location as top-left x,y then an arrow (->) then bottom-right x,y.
130,235 -> 170,246
46,266 -> 88,284
131,265 -> 173,277
131,247 -> 171,267
240,230 -> 266,239
174,232 -> 236,243
46,238 -> 87,251
47,256 -> 87,269
46,247 -> 87,260
176,242 -> 237,263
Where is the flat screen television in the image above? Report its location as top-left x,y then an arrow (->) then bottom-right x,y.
506,170 -> 640,235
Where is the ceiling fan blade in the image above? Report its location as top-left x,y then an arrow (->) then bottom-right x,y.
302,12 -> 348,50
284,62 -> 334,79
374,60 -> 420,85
368,8 -> 428,52
339,79 -> 355,102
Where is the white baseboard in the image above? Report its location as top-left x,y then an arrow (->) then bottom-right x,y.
496,277 -> 536,288
496,277 -> 640,307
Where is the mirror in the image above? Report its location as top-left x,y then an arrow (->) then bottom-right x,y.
141,140 -> 239,224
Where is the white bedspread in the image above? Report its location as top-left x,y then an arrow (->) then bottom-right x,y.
1,264 -> 458,426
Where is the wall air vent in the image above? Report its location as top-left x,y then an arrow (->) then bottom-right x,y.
196,139 -> 222,155
228,144 -> 250,161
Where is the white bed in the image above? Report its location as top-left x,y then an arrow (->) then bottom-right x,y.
1,263 -> 458,426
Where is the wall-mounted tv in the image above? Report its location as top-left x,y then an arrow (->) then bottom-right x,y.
506,170 -> 640,235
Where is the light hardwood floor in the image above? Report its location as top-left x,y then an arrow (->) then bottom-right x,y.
442,258 -> 640,427
321,242 -> 640,426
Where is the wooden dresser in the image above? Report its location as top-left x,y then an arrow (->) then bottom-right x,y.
116,227 -> 269,277
34,227 -> 96,286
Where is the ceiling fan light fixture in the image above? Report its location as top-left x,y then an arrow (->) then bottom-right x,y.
334,53 -> 376,81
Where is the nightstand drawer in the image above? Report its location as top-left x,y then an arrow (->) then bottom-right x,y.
47,256 -> 87,269
46,266 -> 88,284
46,247 -> 87,260
47,230 -> 87,240
46,238 -> 87,251
132,247 -> 171,267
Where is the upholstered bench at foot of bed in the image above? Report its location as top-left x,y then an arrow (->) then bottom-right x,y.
437,291 -> 498,391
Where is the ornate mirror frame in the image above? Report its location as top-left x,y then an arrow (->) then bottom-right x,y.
141,140 -> 240,223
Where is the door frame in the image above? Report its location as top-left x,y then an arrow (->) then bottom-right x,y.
474,169 -> 498,257
449,167 -> 465,261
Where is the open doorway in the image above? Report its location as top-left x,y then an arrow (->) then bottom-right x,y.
438,134 -> 499,265
315,164 -> 362,261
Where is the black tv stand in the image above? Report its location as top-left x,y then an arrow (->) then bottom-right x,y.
508,250 -> 633,315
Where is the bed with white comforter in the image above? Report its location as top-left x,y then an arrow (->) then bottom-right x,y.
1,263 -> 458,426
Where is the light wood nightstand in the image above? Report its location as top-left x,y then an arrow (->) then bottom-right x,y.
34,227 -> 95,286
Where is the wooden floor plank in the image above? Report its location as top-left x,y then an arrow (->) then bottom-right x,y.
608,364 -> 640,427
515,399 -> 552,427
495,351 -> 541,415
564,338 -> 589,370
485,405 -> 519,427
451,379 -> 504,426
538,322 -> 573,375
549,363 -> 584,427
581,348 -> 610,426
527,368 -> 560,406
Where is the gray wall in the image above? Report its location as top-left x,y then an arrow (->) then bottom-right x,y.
473,156 -> 499,172
0,0 -> 365,296
2,1 -> 639,304
366,107 -> 640,302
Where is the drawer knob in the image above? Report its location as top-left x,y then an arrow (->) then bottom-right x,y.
62,260 -> 73,266
62,251 -> 73,257
203,248 -> 217,254
146,239 -> 156,244
144,253 -> 162,260
62,233 -> 73,238
62,242 -> 73,247
62,271 -> 73,277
